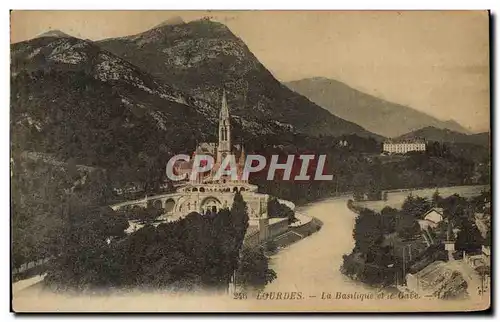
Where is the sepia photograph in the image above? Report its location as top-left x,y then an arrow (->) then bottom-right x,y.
9,10 -> 491,313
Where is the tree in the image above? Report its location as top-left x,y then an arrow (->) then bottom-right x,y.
353,209 -> 384,255
401,195 -> 431,218
97,207 -> 130,238
231,191 -> 250,246
380,206 -> 398,233
201,192 -> 251,289
45,205 -> 130,290
433,220 -> 449,242
440,194 -> 468,224
11,156 -> 112,268
217,192 -> 250,287
353,190 -> 364,201
455,220 -> 484,253
432,189 -> 442,207
342,207 -> 398,286
267,196 -> 295,223
395,213 -> 420,240
236,247 -> 277,291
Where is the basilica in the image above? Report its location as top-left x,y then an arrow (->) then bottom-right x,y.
112,91 -> 280,220
110,90 -> 296,244
173,90 -> 248,185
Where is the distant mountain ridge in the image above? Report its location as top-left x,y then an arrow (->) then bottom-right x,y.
285,77 -> 471,137
395,126 -> 489,147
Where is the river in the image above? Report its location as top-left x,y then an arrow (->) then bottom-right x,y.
265,197 -> 372,295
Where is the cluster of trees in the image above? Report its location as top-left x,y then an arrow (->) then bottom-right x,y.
431,190 -> 489,253
11,155 -> 112,268
245,133 -> 378,205
421,190 -> 488,254
342,190 -> 490,286
236,247 -> 277,291
267,197 -> 295,224
116,205 -> 163,224
341,202 -> 422,286
44,192 -> 275,292
11,149 -> 279,292
248,133 -> 488,206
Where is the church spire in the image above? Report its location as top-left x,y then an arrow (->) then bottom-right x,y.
217,89 -> 231,164
220,89 -> 229,119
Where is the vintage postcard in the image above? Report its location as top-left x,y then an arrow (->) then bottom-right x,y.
10,10 -> 491,313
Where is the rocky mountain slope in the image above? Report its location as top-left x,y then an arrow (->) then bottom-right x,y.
395,126 -> 489,147
98,18 -> 379,139
11,34 -> 216,169
285,77 -> 471,137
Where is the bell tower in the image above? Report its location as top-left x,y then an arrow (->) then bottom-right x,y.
217,89 -> 231,164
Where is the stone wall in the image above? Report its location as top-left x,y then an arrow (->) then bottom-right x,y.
268,218 -> 289,239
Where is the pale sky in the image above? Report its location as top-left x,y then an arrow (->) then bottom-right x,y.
10,11 -> 490,132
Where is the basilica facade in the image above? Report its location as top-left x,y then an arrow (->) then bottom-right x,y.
112,90 -> 289,224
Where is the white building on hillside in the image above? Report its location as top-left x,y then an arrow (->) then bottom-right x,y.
383,140 -> 426,154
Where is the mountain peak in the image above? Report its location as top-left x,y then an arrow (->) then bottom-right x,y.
153,16 -> 185,28
177,17 -> 232,34
37,30 -> 72,39
121,16 -> 233,45
98,22 -> 379,139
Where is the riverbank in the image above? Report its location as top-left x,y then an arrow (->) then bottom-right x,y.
353,185 -> 488,212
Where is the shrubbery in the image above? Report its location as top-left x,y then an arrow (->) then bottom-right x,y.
267,197 -> 295,224
236,247 -> 277,291
43,192 -> 278,292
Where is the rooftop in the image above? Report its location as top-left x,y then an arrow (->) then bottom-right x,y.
384,139 -> 426,144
